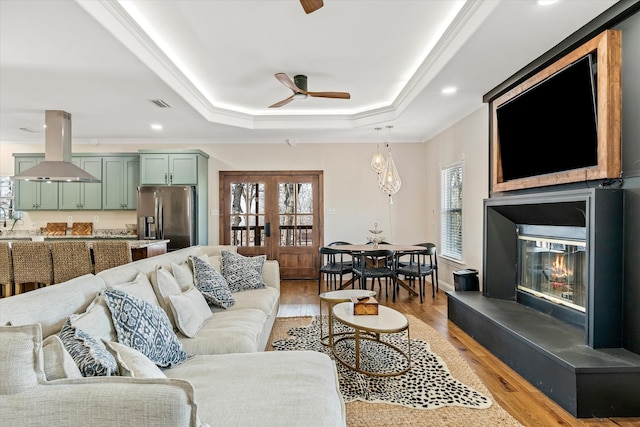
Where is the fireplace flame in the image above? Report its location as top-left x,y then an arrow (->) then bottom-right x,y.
551,254 -> 571,283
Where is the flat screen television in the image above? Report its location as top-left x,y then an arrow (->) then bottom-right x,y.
496,55 -> 598,182
490,30 -> 621,194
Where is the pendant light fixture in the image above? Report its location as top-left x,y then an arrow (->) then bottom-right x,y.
378,126 -> 401,204
370,127 -> 386,175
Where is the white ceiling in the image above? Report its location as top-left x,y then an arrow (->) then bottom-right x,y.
0,0 -> 618,146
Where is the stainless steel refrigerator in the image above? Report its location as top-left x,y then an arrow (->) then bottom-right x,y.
137,186 -> 196,251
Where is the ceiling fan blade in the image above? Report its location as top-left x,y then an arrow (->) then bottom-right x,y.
307,91 -> 351,99
300,0 -> 324,14
268,95 -> 296,108
274,73 -> 301,93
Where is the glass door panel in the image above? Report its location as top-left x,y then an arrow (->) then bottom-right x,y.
229,182 -> 265,247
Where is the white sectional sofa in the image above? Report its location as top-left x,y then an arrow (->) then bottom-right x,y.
0,245 -> 346,427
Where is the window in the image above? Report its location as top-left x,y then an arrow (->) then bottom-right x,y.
441,163 -> 463,261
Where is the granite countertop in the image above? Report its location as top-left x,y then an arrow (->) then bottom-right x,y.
0,232 -> 169,249
127,240 -> 170,249
0,229 -> 170,249
0,228 -> 137,240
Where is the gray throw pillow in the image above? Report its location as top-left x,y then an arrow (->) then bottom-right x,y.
59,320 -> 117,377
220,251 -> 267,292
190,255 -> 235,308
103,288 -> 188,368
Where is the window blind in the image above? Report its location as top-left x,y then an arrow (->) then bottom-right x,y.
441,163 -> 463,261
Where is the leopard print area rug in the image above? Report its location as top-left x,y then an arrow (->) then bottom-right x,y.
271,315 -> 492,411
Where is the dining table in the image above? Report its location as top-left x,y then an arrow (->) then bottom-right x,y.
328,244 -> 424,296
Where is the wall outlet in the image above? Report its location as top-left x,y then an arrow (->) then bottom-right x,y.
67,216 -> 73,223
93,215 -> 99,222
327,208 -> 336,215
31,223 -> 37,229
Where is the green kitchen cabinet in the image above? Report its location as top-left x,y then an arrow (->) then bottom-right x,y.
139,153 -> 199,185
14,156 -> 59,210
102,156 -> 140,210
138,149 -> 209,245
59,157 -> 102,210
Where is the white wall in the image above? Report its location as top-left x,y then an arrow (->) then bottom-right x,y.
424,105 -> 489,289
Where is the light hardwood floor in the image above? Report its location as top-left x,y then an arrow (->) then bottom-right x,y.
277,279 -> 640,427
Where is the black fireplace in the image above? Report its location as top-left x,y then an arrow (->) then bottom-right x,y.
482,188 -> 624,348
447,188 -> 640,418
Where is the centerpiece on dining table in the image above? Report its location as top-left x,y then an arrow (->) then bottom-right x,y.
366,223 -> 385,249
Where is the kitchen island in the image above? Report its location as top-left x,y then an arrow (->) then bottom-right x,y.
0,232 -> 170,260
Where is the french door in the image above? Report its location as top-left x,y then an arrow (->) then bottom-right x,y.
219,171 -> 324,279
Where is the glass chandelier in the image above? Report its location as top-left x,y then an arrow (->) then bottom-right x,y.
377,126 -> 401,204
370,127 -> 386,175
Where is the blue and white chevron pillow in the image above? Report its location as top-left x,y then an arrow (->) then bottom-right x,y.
190,255 -> 235,308
59,319 -> 117,377
220,251 -> 267,292
103,288 -> 188,368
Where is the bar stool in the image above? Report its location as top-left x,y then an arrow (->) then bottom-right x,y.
92,241 -> 133,273
50,241 -> 94,283
11,241 -> 53,294
0,242 -> 13,297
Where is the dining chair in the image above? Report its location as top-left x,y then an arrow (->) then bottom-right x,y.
395,247 -> 435,302
398,242 -> 439,293
92,241 -> 133,273
350,249 -> 395,298
11,241 -> 53,293
50,241 -> 94,283
0,242 -> 13,297
318,246 -> 353,293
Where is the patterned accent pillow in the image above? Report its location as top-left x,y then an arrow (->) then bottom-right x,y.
59,320 -> 117,377
103,288 -> 188,368
190,255 -> 235,308
220,251 -> 267,293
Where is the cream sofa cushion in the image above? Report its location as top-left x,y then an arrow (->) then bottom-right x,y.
178,309 -> 267,354
150,265 -> 183,329
42,335 -> 82,381
0,274 -> 106,339
69,292 -> 116,342
164,351 -> 346,427
111,272 -> 159,307
171,261 -> 195,290
210,286 -> 278,317
168,287 -> 213,338
104,341 -> 167,379
0,324 -> 45,394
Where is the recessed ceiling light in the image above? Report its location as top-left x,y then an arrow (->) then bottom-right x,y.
150,123 -> 163,131
538,0 -> 558,6
442,87 -> 457,95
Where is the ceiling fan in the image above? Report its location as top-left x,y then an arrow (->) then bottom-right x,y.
300,0 -> 324,14
268,73 -> 351,108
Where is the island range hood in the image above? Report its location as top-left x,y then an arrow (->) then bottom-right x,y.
12,110 -> 101,182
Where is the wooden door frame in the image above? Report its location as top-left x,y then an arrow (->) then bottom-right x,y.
219,170 -> 324,279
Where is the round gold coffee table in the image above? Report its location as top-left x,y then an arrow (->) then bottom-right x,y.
332,302 -> 411,377
319,289 -> 376,347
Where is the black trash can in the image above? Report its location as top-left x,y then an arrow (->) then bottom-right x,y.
453,269 -> 479,291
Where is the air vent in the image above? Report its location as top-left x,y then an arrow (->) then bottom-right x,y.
150,99 -> 172,108
19,127 -> 41,133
